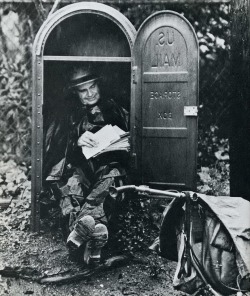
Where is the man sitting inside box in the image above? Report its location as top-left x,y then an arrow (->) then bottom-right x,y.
43,64 -> 129,266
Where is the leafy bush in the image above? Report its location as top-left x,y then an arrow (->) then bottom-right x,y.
197,162 -> 230,196
0,159 -> 31,231
0,58 -> 32,165
198,125 -> 229,167
0,5 -> 33,165
197,125 -> 230,196
109,196 -> 162,255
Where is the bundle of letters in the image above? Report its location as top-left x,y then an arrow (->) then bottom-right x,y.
81,124 -> 130,159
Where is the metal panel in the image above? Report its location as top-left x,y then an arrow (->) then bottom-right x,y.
31,56 -> 44,232
143,72 -> 188,82
44,56 -> 132,62
142,127 -> 188,138
132,11 -> 199,190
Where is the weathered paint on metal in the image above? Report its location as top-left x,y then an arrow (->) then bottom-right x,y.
132,10 -> 199,190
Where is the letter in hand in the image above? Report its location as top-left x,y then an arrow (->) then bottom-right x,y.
77,131 -> 99,148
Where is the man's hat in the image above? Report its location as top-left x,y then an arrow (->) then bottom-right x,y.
69,66 -> 99,89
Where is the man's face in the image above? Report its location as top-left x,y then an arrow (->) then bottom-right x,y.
75,80 -> 100,106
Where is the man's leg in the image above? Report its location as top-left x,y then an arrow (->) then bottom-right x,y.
67,215 -> 95,249
72,167 -> 121,264
83,223 -> 108,266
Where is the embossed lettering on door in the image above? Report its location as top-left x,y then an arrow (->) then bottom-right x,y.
132,12 -> 198,190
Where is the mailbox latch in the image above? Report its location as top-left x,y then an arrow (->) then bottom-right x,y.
184,106 -> 198,116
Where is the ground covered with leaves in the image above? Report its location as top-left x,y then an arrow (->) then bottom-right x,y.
0,160 -> 182,296
0,208 -> 183,296
0,153 -> 230,296
0,227 -> 183,296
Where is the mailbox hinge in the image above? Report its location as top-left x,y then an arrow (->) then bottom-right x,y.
132,66 -> 138,84
184,106 -> 198,116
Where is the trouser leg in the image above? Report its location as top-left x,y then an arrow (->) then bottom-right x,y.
76,167 -> 121,225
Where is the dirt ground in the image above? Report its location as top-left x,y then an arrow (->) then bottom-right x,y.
0,217 -> 186,296
0,177 -> 185,296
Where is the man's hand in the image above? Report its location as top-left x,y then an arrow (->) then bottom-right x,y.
77,131 -> 99,148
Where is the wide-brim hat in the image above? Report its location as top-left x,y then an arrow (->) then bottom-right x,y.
68,67 -> 99,89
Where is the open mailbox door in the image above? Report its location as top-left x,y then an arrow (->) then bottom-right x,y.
131,11 -> 199,190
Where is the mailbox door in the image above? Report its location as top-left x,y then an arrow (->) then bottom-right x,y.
131,11 -> 199,190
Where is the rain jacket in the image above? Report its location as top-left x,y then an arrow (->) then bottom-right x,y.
43,97 -> 129,181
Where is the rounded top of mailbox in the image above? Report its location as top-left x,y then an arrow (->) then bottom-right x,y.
136,10 -> 198,48
33,2 -> 136,56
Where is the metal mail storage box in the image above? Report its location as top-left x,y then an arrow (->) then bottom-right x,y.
32,3 -> 198,231
32,2 -> 136,231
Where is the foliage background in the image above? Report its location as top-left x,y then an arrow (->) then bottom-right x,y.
0,2 -> 230,244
